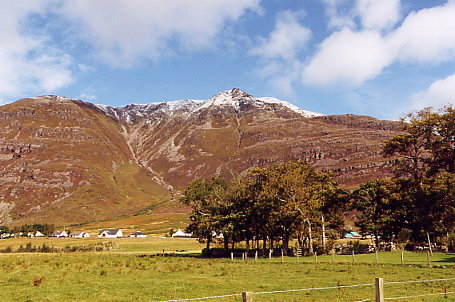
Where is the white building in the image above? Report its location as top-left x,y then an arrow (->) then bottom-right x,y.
172,229 -> 192,238
35,231 -> 45,237
98,229 -> 123,238
53,230 -> 68,237
71,232 -> 90,238
130,231 -> 147,238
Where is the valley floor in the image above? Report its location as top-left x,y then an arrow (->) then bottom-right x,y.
0,238 -> 454,301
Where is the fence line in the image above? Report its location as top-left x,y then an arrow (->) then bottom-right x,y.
384,277 -> 455,285
156,277 -> 455,302
384,291 -> 455,300
157,293 -> 242,302
253,283 -> 374,295
157,282 -> 375,302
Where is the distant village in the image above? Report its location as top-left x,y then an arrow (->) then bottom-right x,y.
0,228 -> 193,239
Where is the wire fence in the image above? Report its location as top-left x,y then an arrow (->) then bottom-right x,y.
157,278 -> 455,302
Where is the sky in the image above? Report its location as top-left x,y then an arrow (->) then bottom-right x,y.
0,0 -> 454,120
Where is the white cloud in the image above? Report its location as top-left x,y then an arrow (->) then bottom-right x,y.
389,2 -> 455,63
250,11 -> 310,95
411,74 -> 455,110
322,0 -> 401,31
0,0 -> 73,102
302,29 -> 393,87
356,0 -> 401,30
303,1 -> 455,88
58,0 -> 261,66
322,0 -> 356,29
250,10 -> 311,60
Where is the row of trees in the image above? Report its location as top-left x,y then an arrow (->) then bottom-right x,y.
180,106 -> 454,254
352,106 -> 454,247
0,223 -> 55,236
181,161 -> 346,255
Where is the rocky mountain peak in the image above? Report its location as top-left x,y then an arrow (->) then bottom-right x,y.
0,91 -> 402,225
212,88 -> 252,100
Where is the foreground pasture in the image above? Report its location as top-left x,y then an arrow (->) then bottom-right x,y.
0,238 -> 454,301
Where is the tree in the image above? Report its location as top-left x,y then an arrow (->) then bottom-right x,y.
180,177 -> 230,254
351,179 -> 406,246
240,161 -> 339,254
382,106 -> 455,243
384,106 -> 455,180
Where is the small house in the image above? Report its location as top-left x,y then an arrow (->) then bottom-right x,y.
53,230 -> 68,237
344,231 -> 362,239
98,229 -> 123,238
172,229 -> 192,238
71,232 -> 90,238
27,232 -> 34,237
130,231 -> 147,238
35,231 -> 45,237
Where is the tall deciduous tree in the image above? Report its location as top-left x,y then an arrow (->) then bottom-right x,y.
180,177 -> 229,254
351,178 -> 406,246
382,106 -> 455,242
241,161 -> 339,253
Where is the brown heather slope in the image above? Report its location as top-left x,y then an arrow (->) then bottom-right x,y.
121,90 -> 400,192
0,96 -> 169,225
0,90 -> 402,226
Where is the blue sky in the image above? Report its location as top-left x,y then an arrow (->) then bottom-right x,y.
0,0 -> 454,119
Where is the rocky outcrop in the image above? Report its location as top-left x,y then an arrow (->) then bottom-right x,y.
0,89 -> 402,225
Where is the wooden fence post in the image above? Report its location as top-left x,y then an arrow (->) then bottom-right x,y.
400,251 -> 404,265
231,252 -> 234,262
375,250 -> 379,264
281,249 -> 284,263
331,249 -> 335,264
427,251 -> 431,267
352,250 -> 355,264
314,252 -> 318,263
375,278 -> 384,302
255,250 -> 258,262
426,232 -> 433,256
269,249 -> 272,261
242,291 -> 253,302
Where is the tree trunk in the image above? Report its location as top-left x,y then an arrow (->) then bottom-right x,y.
308,220 -> 314,255
321,214 -> 326,251
282,234 -> 290,255
206,235 -> 212,251
224,235 -> 229,253
262,235 -> 267,250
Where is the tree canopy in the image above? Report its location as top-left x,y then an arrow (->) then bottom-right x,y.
180,161 -> 345,255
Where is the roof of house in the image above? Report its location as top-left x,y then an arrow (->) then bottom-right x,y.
344,231 -> 361,238
132,231 -> 145,235
99,229 -> 121,235
53,230 -> 67,235
72,232 -> 86,236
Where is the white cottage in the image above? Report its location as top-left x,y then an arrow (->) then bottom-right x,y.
35,231 -> 45,237
71,232 -> 90,238
98,229 -> 123,238
130,231 -> 147,238
172,229 -> 192,238
53,230 -> 68,237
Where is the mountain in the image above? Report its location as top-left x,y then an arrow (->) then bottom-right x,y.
0,89 -> 401,225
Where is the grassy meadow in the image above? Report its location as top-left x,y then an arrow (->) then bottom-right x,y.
0,237 -> 454,301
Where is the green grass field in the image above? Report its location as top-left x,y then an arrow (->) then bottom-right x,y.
0,237 -> 454,301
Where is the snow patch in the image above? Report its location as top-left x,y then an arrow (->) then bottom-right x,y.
257,97 -> 324,117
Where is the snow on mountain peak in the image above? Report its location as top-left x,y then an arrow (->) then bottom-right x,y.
83,89 -> 324,123
256,97 -> 324,118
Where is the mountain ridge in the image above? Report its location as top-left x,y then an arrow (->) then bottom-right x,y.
0,89 -> 401,225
